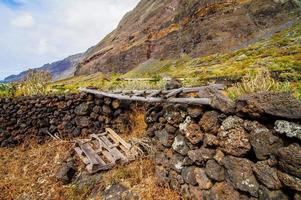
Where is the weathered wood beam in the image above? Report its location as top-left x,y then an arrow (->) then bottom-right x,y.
79,88 -> 211,105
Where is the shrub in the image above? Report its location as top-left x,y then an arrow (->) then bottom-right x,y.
16,70 -> 52,96
227,69 -> 291,99
0,83 -> 16,97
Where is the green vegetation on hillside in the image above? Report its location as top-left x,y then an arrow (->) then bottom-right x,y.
2,23 -> 301,99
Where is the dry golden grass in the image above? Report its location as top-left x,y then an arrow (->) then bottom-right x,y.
0,140 -> 73,200
0,110 -> 178,200
102,158 -> 180,200
122,107 -> 148,141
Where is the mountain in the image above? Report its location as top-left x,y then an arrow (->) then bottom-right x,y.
3,53 -> 83,83
75,0 -> 301,76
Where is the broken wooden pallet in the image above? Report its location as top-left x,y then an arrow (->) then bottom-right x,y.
74,128 -> 138,174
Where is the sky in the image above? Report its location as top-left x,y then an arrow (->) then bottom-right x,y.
0,0 -> 140,80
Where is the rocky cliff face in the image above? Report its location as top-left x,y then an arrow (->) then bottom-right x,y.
75,0 -> 300,76
3,53 -> 83,83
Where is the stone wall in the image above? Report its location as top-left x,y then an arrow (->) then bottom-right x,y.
0,93 -> 135,147
146,93 -> 301,199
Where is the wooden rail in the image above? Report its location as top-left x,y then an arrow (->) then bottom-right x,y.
79,84 -> 224,106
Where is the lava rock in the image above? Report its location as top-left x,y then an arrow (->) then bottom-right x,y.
164,123 -> 177,134
182,166 -> 198,186
155,129 -> 174,147
189,186 -> 209,200
56,159 -> 76,184
218,116 -> 251,157
165,78 -> 182,90
188,148 -> 215,165
169,153 -> 185,173
276,144 -> 301,178
204,133 -> 219,147
223,156 -> 259,197
209,182 -> 240,200
235,92 -> 301,119
205,160 -> 225,182
275,120 -> 301,141
277,171 -> 301,192
75,116 -> 90,128
253,161 -> 282,189
185,123 -> 204,144
210,92 -> 235,114
199,111 -> 220,134
250,127 -> 283,160
74,103 -> 89,116
258,186 -> 289,200
195,168 -> 213,190
102,105 -> 112,115
187,106 -> 204,118
172,135 -> 189,155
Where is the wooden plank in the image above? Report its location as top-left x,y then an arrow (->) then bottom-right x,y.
80,143 -> 105,165
100,136 -> 128,162
79,88 -> 211,105
148,90 -> 161,97
106,128 -> 131,150
165,88 -> 183,98
101,150 -> 116,163
74,147 -> 90,164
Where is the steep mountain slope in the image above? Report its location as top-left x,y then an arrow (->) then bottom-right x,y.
3,53 -> 83,83
75,0 -> 300,76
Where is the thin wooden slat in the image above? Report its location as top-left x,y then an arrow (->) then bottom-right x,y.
80,143 -> 105,165
100,136 -> 128,162
101,150 -> 116,163
106,128 -> 132,150
165,88 -> 183,98
148,90 -> 161,97
74,147 -> 90,164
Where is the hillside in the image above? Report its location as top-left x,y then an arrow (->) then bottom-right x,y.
51,22 -> 301,100
3,53 -> 83,83
75,0 -> 300,76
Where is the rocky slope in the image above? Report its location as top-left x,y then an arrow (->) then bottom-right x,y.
3,53 -> 83,83
75,0 -> 301,76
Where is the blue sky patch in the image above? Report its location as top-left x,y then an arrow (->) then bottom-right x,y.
0,0 -> 24,8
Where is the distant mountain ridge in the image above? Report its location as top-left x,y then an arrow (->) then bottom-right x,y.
3,53 -> 83,83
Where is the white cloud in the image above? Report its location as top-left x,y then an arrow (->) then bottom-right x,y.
0,0 -> 140,80
10,12 -> 35,28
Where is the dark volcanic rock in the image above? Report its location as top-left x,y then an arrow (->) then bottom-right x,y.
250,127 -> 283,160
253,161 -> 282,189
181,166 -> 198,186
209,182 -> 240,200
184,123 -> 204,144
155,129 -> 174,147
205,160 -> 225,182
274,120 -> 301,141
188,148 -> 215,165
195,168 -> 213,190
258,186 -> 290,200
172,135 -> 189,155
56,159 -> 76,184
74,103 -> 89,116
277,171 -> 301,192
199,111 -> 220,135
75,116 -> 90,128
218,116 -> 251,157
276,144 -> 301,178
236,92 -> 301,119
187,106 -> 204,118
223,156 -> 259,197
165,78 -> 182,90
